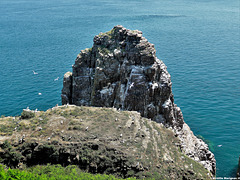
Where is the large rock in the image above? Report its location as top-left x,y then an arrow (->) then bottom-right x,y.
61,25 -> 216,175
61,72 -> 72,104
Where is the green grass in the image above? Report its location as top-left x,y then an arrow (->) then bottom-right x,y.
98,46 -> 111,55
0,164 -> 137,180
98,28 -> 115,39
0,124 -> 15,135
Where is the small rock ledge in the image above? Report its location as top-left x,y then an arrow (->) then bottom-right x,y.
61,25 -> 216,175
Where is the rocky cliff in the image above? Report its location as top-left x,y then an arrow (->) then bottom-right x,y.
61,25 -> 216,175
0,105 -> 212,179
237,156 -> 240,178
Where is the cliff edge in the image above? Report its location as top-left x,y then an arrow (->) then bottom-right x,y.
0,105 -> 212,179
61,25 -> 216,175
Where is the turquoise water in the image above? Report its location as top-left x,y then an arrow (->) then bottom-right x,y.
0,0 -> 239,177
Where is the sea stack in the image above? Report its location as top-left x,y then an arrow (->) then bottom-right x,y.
61,25 -> 216,175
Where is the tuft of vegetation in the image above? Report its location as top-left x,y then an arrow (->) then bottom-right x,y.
21,111 -> 35,119
98,46 -> 111,55
0,140 -> 23,168
99,28 -> 115,39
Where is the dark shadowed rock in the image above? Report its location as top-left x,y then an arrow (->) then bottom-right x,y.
237,156 -> 240,178
61,25 -> 216,175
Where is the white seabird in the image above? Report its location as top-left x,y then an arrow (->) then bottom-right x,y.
33,70 -> 38,75
129,82 -> 134,89
54,77 -> 59,81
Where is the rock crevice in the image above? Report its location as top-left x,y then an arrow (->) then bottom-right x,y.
61,25 -> 216,175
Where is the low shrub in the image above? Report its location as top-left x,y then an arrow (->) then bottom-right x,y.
21,110 -> 35,119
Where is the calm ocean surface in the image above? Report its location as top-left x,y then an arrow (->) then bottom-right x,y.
0,0 -> 239,177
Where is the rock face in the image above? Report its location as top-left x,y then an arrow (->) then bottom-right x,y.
61,25 -> 216,174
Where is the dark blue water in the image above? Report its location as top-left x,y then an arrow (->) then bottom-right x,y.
0,0 -> 239,177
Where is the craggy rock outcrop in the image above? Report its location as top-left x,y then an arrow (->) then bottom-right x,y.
61,72 -> 73,104
61,25 -> 216,174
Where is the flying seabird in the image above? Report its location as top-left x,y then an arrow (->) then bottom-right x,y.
54,77 -> 59,81
32,70 -> 38,75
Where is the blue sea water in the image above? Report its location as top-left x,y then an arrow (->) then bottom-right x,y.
0,0 -> 239,177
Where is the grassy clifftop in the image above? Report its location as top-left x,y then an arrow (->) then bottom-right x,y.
0,105 -> 211,179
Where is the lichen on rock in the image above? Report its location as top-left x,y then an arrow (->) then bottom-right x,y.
61,25 -> 216,175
